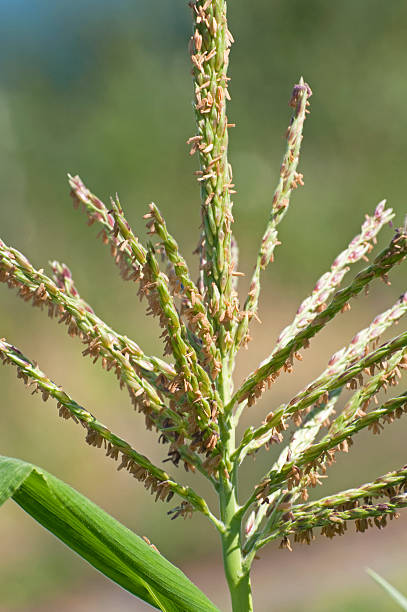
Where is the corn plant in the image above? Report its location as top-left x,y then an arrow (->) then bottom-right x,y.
1,1 -> 407,610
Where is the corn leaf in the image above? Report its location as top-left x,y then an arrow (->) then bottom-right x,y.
0,456 -> 220,612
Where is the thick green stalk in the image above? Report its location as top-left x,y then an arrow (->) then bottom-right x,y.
220,472 -> 253,612
218,365 -> 253,612
188,5 -> 254,602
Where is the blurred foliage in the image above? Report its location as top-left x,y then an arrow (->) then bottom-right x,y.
0,1 -> 406,610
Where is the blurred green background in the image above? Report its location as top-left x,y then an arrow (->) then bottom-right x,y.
0,1 -> 406,610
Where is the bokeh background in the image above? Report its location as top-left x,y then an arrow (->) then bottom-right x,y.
0,1 -> 407,610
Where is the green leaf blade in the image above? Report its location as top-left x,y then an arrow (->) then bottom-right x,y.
0,456 -> 220,612
0,456 -> 33,507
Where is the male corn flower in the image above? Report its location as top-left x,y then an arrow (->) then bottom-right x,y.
1,1 -> 406,610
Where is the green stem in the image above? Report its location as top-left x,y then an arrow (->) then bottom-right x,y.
219,451 -> 253,610
218,365 -> 253,612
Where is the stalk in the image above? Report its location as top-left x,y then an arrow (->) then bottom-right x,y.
188,5 -> 253,603
216,355 -> 253,612
220,471 -> 253,612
